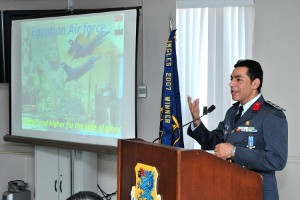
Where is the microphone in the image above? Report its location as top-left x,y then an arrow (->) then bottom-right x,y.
152,105 -> 216,143
181,105 -> 216,127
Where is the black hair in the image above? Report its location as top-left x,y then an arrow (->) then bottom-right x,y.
234,59 -> 263,92
66,191 -> 103,200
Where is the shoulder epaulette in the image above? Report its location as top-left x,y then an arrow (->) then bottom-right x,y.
265,100 -> 286,111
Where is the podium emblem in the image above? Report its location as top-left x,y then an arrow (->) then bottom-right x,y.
131,163 -> 161,200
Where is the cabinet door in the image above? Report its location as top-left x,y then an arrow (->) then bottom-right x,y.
58,148 -> 71,200
35,146 -> 59,200
35,146 -> 71,200
72,151 -> 98,193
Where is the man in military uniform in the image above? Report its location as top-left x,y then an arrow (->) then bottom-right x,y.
187,59 -> 288,200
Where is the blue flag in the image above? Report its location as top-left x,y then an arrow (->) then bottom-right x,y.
159,30 -> 184,148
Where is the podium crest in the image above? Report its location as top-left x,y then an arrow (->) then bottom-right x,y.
131,163 -> 161,200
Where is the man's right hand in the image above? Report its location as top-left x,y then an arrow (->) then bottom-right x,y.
187,96 -> 201,127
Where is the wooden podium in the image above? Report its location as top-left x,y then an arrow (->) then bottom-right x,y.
117,139 -> 262,200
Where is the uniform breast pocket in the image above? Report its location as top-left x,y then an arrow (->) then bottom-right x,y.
226,132 -> 248,147
227,130 -> 259,149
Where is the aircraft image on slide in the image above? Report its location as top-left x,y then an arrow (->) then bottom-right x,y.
61,56 -> 101,83
68,31 -> 110,61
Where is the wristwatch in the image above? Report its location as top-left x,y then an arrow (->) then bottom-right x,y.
231,146 -> 236,157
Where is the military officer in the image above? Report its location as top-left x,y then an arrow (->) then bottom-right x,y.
187,59 -> 288,200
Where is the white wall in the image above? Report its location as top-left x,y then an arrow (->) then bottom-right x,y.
0,84 -> 35,198
253,0 -> 300,199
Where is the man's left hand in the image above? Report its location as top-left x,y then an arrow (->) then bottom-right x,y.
214,143 -> 234,159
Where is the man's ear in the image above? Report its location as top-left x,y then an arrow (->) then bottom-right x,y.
252,78 -> 261,89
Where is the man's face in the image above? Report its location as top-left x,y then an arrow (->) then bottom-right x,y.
230,66 -> 259,105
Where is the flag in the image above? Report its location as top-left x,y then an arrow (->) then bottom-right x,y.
159,29 -> 184,148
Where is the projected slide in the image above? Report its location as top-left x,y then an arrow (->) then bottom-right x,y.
11,9 -> 137,146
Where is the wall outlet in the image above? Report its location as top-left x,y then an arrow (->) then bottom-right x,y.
138,86 -> 147,98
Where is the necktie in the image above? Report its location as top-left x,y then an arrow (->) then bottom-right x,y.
234,106 -> 244,123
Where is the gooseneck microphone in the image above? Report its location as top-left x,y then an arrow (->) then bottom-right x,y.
152,105 -> 216,143
182,105 -> 216,128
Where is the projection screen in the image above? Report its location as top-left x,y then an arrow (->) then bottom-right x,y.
9,8 -> 138,148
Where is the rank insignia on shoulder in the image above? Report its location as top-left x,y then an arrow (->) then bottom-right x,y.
265,100 -> 286,111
